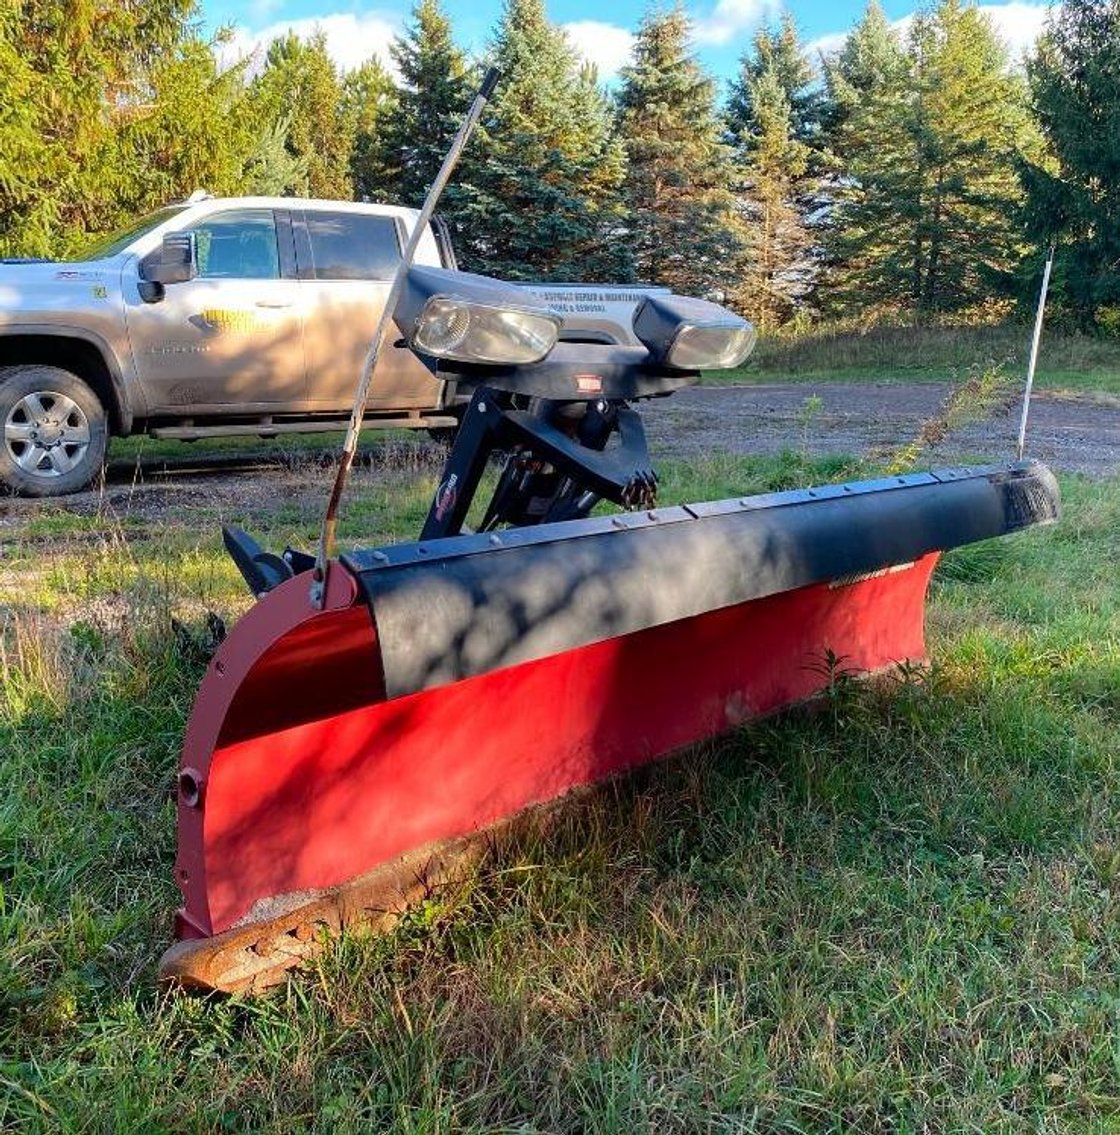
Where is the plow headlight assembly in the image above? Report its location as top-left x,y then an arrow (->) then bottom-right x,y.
666,322 -> 757,370
412,296 -> 561,366
634,294 -> 757,371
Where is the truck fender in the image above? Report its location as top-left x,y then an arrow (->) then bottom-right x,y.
0,323 -> 141,435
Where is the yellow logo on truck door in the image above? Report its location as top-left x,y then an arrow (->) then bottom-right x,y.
198,309 -> 275,334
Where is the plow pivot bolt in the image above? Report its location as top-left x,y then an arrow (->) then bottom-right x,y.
478,402 -> 487,413
179,770 -> 203,808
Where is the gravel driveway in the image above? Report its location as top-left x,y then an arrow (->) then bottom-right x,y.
1,382 -> 1115,527
644,382 -> 1120,479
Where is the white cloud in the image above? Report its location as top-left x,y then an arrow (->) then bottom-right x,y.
808,2 -> 1051,64
804,30 -> 847,60
562,21 -> 635,78
978,2 -> 1051,60
693,0 -> 779,47
219,10 -> 403,76
248,0 -> 283,20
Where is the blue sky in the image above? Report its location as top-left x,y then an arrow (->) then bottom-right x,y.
201,0 -> 1052,86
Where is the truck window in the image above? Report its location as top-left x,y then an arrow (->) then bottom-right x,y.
193,210 -> 280,280
302,213 -> 401,281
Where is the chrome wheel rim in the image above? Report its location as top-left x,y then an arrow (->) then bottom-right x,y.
4,390 -> 92,478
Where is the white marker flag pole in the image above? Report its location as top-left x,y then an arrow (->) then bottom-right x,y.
1017,243 -> 1055,460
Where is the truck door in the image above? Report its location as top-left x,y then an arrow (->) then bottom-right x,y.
293,210 -> 443,412
125,208 -> 307,412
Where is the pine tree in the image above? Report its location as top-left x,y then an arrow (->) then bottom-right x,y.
818,2 -> 911,316
344,58 -> 398,201
617,7 -> 741,296
454,0 -> 630,281
385,0 -> 471,207
823,0 -> 1037,319
727,15 -> 820,327
249,32 -> 355,200
1023,0 -> 1120,329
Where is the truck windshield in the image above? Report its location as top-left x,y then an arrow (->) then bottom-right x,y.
72,205 -> 191,262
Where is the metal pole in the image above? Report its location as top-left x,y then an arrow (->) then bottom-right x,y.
1017,243 -> 1055,460
312,67 -> 501,605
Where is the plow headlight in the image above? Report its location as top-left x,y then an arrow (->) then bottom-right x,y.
412,296 -> 561,366
666,322 -> 758,370
633,293 -> 757,371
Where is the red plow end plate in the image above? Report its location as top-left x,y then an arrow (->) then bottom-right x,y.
163,555 -> 936,991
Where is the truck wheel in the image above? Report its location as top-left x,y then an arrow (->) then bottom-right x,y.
0,366 -> 109,496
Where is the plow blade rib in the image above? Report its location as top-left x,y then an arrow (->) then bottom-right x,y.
162,461 -> 1059,992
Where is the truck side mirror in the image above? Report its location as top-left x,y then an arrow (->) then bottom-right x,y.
139,231 -> 198,302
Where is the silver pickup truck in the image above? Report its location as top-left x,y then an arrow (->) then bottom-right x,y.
0,195 -> 665,496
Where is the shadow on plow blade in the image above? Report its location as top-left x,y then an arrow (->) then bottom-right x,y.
161,460 -> 1059,994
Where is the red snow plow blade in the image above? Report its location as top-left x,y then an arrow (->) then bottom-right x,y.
160,460 -> 1058,992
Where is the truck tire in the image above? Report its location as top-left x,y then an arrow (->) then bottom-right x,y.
0,365 -> 109,497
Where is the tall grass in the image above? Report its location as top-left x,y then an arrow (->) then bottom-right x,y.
1,457 -> 1118,1131
724,323 -> 1120,394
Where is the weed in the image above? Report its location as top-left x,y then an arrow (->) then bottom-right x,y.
797,394 -> 825,460
885,359 -> 1018,473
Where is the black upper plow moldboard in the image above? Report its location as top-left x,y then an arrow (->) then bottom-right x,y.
343,460 -> 1060,700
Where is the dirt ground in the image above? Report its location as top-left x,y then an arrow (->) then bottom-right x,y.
1,381 -> 1115,526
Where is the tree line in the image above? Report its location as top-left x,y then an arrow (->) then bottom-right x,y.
1,0 -> 1116,331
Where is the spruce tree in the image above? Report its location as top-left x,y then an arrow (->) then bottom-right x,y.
242,116 -> 311,197
727,15 -> 820,327
823,0 -> 1037,319
821,0 -> 906,137
118,39 -> 256,209
0,1 -> 256,256
386,0 -> 471,207
454,0 -> 630,281
344,58 -> 398,201
818,1 -> 911,315
1023,0 -> 1120,329
249,32 -> 355,200
617,7 -> 741,296
729,14 -> 820,146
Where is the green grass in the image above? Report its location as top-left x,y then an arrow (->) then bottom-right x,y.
2,455 -> 1119,1131
709,323 -> 1120,396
